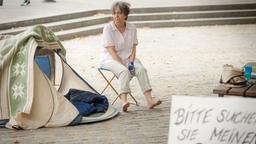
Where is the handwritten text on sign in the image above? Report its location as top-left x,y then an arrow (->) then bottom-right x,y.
168,96 -> 256,144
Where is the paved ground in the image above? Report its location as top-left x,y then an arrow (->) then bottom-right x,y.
1,24 -> 256,144
0,1 -> 256,144
0,0 -> 255,23
0,106 -> 170,144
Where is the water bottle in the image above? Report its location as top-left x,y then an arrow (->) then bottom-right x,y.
128,62 -> 135,76
244,65 -> 252,81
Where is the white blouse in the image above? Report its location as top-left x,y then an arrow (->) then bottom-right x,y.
100,21 -> 138,65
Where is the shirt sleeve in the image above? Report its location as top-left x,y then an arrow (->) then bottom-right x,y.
102,25 -> 115,48
133,26 -> 138,46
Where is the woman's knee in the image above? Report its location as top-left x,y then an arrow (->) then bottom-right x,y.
119,69 -> 131,78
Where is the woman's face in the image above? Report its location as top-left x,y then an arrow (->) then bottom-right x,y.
112,6 -> 126,25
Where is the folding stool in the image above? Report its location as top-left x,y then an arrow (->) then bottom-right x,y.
98,67 -> 139,105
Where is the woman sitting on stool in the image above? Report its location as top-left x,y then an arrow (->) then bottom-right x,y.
100,1 -> 161,112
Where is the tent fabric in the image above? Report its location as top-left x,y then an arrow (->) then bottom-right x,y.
0,25 -> 118,129
80,106 -> 118,124
0,25 -> 78,129
58,59 -> 98,95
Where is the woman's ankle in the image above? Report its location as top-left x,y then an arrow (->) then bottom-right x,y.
119,93 -> 128,103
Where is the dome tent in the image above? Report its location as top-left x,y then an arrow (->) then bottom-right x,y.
0,25 -> 118,129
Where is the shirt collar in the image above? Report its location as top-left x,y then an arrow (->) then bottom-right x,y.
110,21 -> 131,31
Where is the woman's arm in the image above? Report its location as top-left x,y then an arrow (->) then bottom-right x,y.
129,45 -> 137,62
106,46 -> 124,64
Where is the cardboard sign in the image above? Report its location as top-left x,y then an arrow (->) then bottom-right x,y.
168,96 -> 256,144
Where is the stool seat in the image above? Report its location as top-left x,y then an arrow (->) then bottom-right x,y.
98,67 -> 111,71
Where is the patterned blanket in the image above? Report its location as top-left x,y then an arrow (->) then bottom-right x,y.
0,25 -> 66,118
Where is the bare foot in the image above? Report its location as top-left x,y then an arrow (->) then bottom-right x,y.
122,102 -> 130,112
148,100 -> 162,109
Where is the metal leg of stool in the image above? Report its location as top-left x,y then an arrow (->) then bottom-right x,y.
129,93 -> 139,106
98,69 -> 118,94
100,75 -> 115,94
98,68 -> 139,106
112,94 -> 120,105
98,69 -> 120,105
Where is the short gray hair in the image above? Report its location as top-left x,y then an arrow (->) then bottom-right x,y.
111,1 -> 131,20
